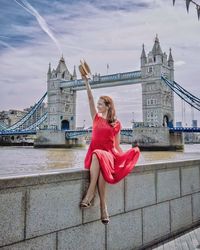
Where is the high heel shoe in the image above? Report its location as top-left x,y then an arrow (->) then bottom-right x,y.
80,194 -> 95,208
101,207 -> 110,224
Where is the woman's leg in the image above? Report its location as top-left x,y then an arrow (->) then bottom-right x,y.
97,171 -> 107,208
98,171 -> 109,223
83,153 -> 100,201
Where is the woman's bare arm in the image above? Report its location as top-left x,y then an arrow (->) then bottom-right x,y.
83,77 -> 97,120
114,133 -> 123,153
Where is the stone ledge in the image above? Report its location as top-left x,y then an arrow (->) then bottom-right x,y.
0,159 -> 199,190
133,159 -> 200,173
0,168 -> 84,189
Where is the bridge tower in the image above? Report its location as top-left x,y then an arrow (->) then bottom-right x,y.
47,56 -> 77,130
141,35 -> 174,127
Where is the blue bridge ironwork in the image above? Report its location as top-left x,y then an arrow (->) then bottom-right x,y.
161,76 -> 200,112
65,128 -> 133,139
169,127 -> 200,133
1,127 -> 200,138
60,70 -> 142,90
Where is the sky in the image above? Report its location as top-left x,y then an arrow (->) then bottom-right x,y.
0,0 -> 200,128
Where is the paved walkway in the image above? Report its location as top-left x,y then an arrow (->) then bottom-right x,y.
150,226 -> 200,250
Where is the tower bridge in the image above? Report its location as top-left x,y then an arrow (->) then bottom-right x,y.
0,35 -> 199,149
47,35 -> 175,133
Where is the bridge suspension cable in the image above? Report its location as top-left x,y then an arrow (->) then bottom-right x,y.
0,121 -> 8,130
6,92 -> 47,131
173,79 -> 200,102
161,76 -> 200,112
181,99 -> 186,126
191,105 -> 195,124
21,112 -> 47,131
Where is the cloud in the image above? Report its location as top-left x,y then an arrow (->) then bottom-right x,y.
174,60 -> 186,67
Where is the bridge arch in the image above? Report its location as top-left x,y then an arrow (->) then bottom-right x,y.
163,115 -> 168,127
61,120 -> 69,130
163,114 -> 173,128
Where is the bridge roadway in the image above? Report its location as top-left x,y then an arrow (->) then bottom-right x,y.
0,128 -> 133,136
64,127 -> 200,139
148,225 -> 200,250
0,127 -> 200,136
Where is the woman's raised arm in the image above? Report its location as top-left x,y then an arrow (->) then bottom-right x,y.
79,60 -> 97,120
83,77 -> 97,120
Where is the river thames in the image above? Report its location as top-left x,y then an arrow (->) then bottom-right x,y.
0,144 -> 200,177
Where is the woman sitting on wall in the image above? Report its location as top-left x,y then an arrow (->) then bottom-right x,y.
79,60 -> 140,224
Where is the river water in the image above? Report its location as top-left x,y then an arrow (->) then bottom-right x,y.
0,144 -> 200,177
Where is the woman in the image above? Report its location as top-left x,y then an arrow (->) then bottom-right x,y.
79,60 -> 140,224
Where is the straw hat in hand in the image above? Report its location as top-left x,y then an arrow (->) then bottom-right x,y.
79,59 -> 91,78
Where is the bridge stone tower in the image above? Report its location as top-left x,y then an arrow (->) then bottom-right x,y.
47,56 -> 77,130
141,35 -> 174,127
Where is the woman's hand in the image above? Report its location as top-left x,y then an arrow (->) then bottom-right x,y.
81,74 -> 89,82
114,132 -> 123,153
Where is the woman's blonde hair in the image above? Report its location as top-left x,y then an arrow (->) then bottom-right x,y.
99,96 -> 117,126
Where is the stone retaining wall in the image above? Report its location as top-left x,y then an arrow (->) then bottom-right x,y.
0,159 -> 200,250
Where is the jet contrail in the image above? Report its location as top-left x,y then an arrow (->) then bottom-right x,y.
0,35 -> 10,39
0,40 -> 17,51
14,0 -> 62,54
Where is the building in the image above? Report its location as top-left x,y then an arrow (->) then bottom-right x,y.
0,110 -> 27,127
0,102 -> 47,130
23,102 -> 47,129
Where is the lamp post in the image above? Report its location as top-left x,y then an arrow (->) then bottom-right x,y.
131,112 -> 135,127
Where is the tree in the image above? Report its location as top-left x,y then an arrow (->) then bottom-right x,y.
173,0 -> 200,20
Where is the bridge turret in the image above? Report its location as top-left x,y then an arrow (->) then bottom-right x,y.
55,56 -> 72,80
163,52 -> 167,66
141,44 -> 147,67
151,35 -> 163,64
168,48 -> 174,81
47,63 -> 51,80
47,56 -> 77,131
168,48 -> 174,68
141,35 -> 164,78
72,65 -> 77,80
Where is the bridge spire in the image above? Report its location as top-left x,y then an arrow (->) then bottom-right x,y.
56,56 -> 67,73
48,63 -> 51,74
152,34 -> 162,55
72,65 -> 77,80
141,44 -> 147,66
47,63 -> 51,80
56,56 -> 71,80
168,48 -> 174,67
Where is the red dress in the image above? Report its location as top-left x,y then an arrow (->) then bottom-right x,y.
84,113 -> 140,184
